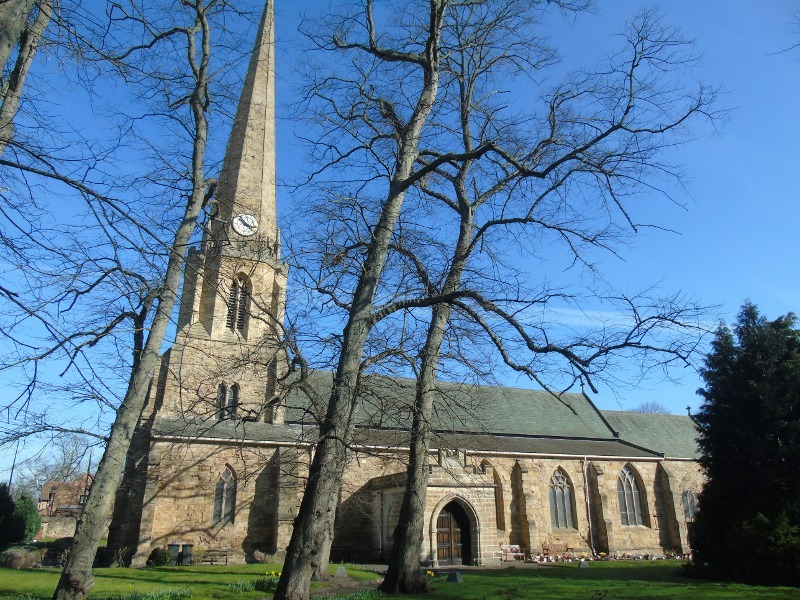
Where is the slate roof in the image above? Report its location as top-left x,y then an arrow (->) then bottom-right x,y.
151,371 -> 699,460
283,371 -> 617,439
153,415 -> 308,444
600,410 -> 700,459
152,415 -> 661,459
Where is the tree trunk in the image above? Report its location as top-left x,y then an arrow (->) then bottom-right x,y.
53,6 -> 213,599
273,422 -> 349,598
0,0 -> 35,73
274,3 -> 448,598
379,397 -> 433,594
382,177 -> 474,593
0,0 -> 51,156
380,302 -> 454,594
311,532 -> 333,582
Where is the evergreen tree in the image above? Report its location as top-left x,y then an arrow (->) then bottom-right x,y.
0,484 -> 15,547
11,495 -> 41,543
693,302 -> 800,585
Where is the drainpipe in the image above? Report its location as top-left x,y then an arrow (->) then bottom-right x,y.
379,491 -> 385,559
582,457 -> 595,556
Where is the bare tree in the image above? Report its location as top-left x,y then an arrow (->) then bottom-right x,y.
50,0 -> 221,594
12,433 -> 94,501
0,0 -> 35,71
381,5 -> 718,588
632,401 -> 671,414
272,2 -> 459,597
279,1 -> 719,597
0,1 -> 263,598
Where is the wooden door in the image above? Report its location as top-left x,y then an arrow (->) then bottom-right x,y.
436,508 -> 463,565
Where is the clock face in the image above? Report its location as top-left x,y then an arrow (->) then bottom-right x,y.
232,213 -> 259,237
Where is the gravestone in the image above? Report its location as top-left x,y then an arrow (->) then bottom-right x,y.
334,566 -> 349,579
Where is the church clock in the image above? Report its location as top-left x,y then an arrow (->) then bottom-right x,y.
232,213 -> 259,236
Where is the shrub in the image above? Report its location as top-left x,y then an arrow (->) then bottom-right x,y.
254,572 -> 280,592
59,546 -> 71,567
252,549 -> 269,563
0,547 -> 43,569
10,495 -> 40,543
37,537 -> 73,566
147,547 -> 173,567
109,545 -> 131,568
190,545 -> 205,565
94,545 -> 110,567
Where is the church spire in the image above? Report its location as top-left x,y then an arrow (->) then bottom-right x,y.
214,0 -> 277,241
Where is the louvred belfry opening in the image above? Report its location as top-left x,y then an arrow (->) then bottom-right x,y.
226,275 -> 250,334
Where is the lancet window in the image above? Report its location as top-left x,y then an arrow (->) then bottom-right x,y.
549,468 -> 576,529
617,465 -> 645,526
216,383 -> 239,420
682,490 -> 698,521
212,466 -> 236,525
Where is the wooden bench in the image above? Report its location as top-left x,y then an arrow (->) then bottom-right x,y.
500,544 -> 526,562
198,549 -> 230,565
541,543 -> 574,558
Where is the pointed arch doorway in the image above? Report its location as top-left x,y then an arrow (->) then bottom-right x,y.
436,501 -> 472,566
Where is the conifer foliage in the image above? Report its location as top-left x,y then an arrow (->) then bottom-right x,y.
0,484 -> 40,545
692,302 -> 800,586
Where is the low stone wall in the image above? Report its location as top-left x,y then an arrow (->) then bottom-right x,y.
39,516 -> 78,540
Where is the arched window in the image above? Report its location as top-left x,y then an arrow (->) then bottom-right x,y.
212,466 -> 236,525
549,468 -> 576,529
226,275 -> 249,334
228,384 -> 239,419
681,490 -> 698,521
617,465 -> 645,526
216,383 -> 239,420
216,384 -> 227,420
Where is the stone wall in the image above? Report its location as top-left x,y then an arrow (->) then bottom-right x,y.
39,516 -> 78,540
126,440 -> 297,565
121,435 -> 702,566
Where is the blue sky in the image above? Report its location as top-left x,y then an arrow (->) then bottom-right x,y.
272,1 -> 800,414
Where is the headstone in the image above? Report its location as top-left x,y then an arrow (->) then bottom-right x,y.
446,571 -> 463,583
334,565 -> 349,579
579,559 -> 590,568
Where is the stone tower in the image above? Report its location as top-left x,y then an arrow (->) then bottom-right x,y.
160,0 -> 287,424
107,0 -> 290,564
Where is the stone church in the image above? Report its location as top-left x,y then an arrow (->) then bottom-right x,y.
107,0 -> 703,568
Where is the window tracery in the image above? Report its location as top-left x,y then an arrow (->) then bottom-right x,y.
549,468 -> 576,529
617,465 -> 645,526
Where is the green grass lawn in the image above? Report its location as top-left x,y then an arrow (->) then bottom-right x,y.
421,561 -> 800,600
0,561 -> 798,599
0,563 -> 377,600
